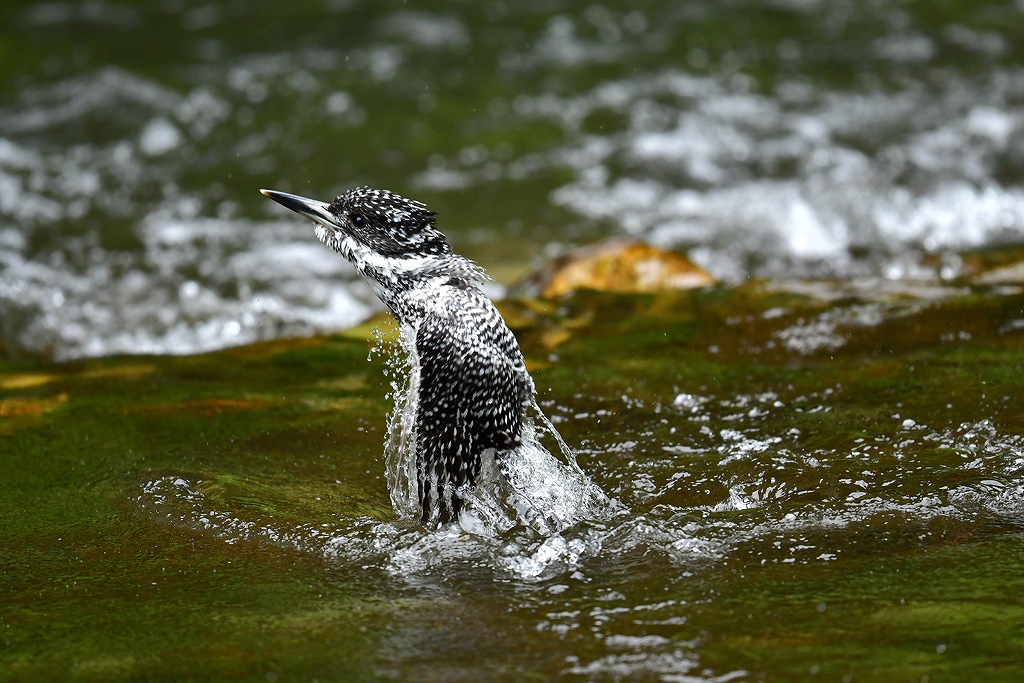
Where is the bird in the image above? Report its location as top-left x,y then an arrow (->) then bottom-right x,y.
260,186 -> 536,527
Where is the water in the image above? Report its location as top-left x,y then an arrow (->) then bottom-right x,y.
5,1 -> 1024,680
133,373 -> 1024,581
5,283 -> 1024,679
134,322 -> 617,580
377,319 -> 613,554
2,1 -> 1024,358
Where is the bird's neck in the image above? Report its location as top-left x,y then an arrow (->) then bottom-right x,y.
325,229 -> 489,327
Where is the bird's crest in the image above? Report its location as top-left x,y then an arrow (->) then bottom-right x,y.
328,186 -> 450,257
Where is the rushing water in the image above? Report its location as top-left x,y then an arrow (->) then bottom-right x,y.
2,1 -> 1024,358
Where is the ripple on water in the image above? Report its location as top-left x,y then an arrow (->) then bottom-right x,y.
132,406 -> 1024,591
135,325 -> 620,582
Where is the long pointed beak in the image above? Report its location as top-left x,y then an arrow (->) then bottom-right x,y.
260,188 -> 341,229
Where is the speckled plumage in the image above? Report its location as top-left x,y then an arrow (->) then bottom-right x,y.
260,186 -> 534,526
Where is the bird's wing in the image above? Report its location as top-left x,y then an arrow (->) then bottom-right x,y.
414,302 -> 523,525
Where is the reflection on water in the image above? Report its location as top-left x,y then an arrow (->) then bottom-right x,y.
2,2 -> 1024,358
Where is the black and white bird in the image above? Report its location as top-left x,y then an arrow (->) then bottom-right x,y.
261,186 -> 535,527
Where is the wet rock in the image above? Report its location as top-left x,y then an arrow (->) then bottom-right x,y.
518,239 -> 716,299
958,245 -> 1024,284
973,261 -> 1024,286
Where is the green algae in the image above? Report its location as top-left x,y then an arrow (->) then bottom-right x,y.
3,281 -> 1024,680
693,537 -> 1024,682
0,334 -> 395,680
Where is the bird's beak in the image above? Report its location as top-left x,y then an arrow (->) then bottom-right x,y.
260,189 -> 343,230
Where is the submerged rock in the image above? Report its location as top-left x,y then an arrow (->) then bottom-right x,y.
518,239 -> 716,299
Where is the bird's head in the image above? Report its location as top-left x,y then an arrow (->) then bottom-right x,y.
261,186 -> 487,302
261,186 -> 450,259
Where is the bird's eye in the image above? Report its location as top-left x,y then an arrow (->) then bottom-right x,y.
350,213 -> 366,228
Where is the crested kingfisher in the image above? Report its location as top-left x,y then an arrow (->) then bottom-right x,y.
261,186 -> 535,527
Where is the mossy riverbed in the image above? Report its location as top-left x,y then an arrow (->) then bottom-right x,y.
3,276 -> 1024,681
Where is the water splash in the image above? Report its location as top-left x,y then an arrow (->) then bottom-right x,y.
379,323 -> 614,538
132,397 -> 1024,587
375,323 -> 421,521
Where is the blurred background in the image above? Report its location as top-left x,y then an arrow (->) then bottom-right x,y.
1,0 -> 1023,360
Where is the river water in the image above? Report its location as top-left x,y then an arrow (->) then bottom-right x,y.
3,2 -> 1024,681
2,1 -> 1023,358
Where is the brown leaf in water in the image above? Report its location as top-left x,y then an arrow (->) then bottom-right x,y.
521,239 -> 717,299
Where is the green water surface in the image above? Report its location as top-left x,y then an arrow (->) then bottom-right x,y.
3,281 -> 1024,681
